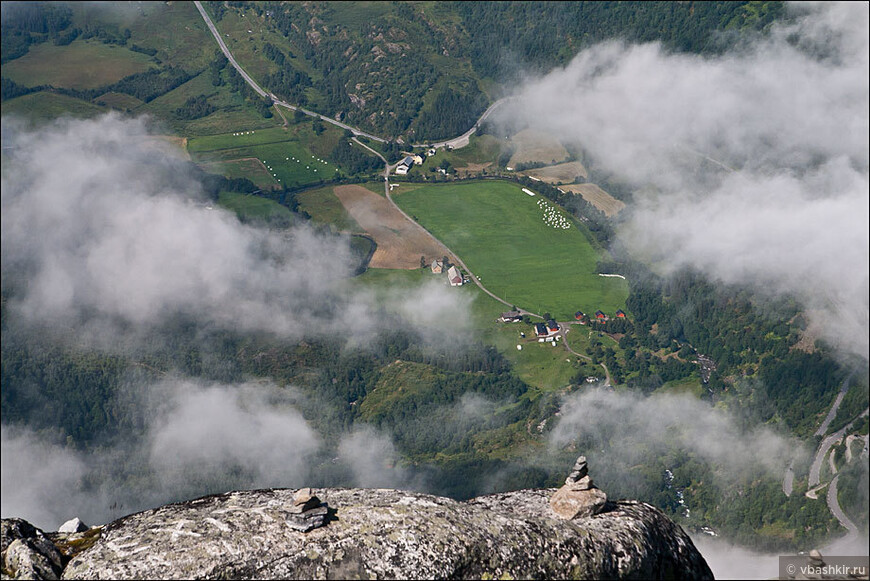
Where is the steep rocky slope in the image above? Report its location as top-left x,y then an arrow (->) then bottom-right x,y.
2,487 -> 712,580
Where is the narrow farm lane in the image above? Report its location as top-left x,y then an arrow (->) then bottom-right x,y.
559,324 -> 612,387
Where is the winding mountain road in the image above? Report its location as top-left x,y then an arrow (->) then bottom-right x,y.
800,368 -> 867,544
195,1 -> 623,383
195,1 -> 510,149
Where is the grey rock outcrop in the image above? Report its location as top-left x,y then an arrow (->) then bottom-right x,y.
550,455 -> 608,520
1,519 -> 63,580
35,486 -> 714,580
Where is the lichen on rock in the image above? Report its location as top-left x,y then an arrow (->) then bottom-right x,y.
24,486 -> 714,580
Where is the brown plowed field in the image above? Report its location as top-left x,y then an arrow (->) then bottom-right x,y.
333,185 -> 449,269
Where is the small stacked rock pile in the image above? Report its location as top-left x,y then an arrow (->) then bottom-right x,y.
286,488 -> 329,532
549,455 -> 608,520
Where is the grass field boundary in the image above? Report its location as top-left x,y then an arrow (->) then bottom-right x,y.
393,179 -> 628,319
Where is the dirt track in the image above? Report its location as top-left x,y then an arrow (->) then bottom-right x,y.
333,185 -> 449,269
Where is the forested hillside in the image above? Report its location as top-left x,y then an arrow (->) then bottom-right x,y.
0,1 -> 788,140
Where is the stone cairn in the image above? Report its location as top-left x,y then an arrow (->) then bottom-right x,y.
549,456 -> 608,520
286,488 -> 329,533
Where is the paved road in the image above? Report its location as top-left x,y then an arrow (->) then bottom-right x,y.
787,371 -> 858,495
194,2 -> 268,98
196,2 -> 621,374
827,475 -> 860,539
195,1 -> 505,150
808,407 -> 869,490
412,97 -> 515,150
194,1 -> 387,143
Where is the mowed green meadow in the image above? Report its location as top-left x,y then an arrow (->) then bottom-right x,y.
393,180 -> 628,320
188,126 -> 337,188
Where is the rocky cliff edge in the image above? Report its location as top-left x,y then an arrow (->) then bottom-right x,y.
2,487 -> 713,580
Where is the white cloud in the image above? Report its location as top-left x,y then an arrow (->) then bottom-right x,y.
147,380 -> 320,490
1,114 -> 358,340
1,425 -> 91,531
498,1 -> 869,361
549,388 -> 803,479
0,379 -> 320,531
337,425 -> 412,489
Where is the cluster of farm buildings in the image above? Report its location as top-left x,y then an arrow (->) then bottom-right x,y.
574,309 -> 626,323
395,154 -> 421,175
430,259 -> 466,286
498,308 -> 626,344
395,148 -> 438,175
500,311 -> 561,341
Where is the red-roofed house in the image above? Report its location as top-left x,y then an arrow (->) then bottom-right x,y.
447,266 -> 463,286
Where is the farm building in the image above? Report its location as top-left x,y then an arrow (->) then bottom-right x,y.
574,311 -> 585,321
431,259 -> 443,274
395,156 -> 415,175
500,311 -> 523,323
615,309 -> 626,319
535,320 -> 560,337
447,265 -> 463,286
595,310 -> 608,321
411,154 -> 424,165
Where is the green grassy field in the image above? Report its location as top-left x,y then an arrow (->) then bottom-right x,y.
188,126 -> 339,188
442,134 -> 504,166
296,186 -> 363,232
93,91 -> 145,110
200,158 -> 276,189
217,191 -> 294,224
393,180 -> 628,320
0,91 -> 108,123
187,126 -> 299,154
1,39 -> 156,90
361,181 -> 387,196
